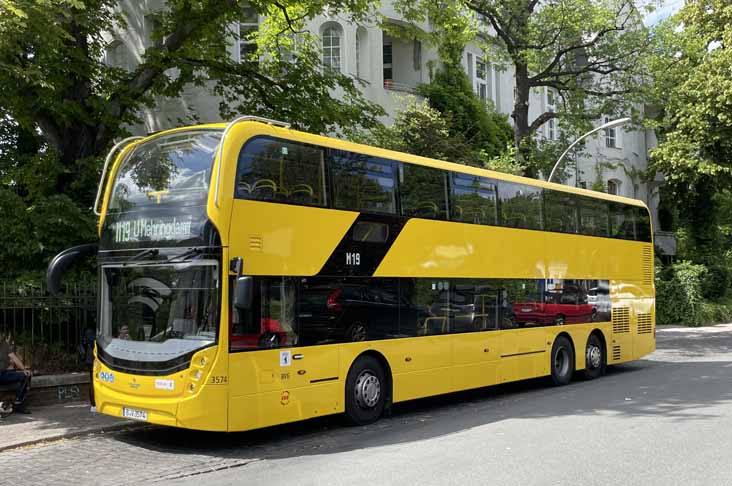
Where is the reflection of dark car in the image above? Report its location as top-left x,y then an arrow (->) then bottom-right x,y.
514,285 -> 595,325
298,284 -> 401,344
430,287 -> 501,332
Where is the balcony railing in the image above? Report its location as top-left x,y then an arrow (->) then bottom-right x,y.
383,79 -> 418,94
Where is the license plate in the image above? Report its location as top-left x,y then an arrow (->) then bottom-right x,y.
522,307 -> 532,312
122,407 -> 148,421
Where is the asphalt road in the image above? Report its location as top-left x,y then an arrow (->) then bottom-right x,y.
3,325 -> 732,486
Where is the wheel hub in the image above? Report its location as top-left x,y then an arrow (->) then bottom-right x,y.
354,370 -> 381,409
587,345 -> 601,369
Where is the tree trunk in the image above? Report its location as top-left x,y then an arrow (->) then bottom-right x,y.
512,62 -> 535,177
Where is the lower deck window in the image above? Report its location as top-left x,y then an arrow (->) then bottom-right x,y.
229,277 -> 612,351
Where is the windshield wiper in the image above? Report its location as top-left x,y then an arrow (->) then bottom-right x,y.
122,249 -> 159,266
163,247 -> 202,264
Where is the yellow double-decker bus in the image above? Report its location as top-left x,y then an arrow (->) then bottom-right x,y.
48,116 -> 655,431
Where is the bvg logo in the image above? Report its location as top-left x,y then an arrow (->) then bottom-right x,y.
280,391 -> 290,406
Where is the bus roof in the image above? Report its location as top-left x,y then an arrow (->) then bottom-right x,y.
140,121 -> 649,210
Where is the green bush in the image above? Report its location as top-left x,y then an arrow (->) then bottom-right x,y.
700,264 -> 730,301
656,261 -> 706,326
697,300 -> 732,325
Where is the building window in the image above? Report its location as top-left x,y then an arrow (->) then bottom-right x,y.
546,88 -> 558,141
356,27 -> 368,79
476,57 -> 488,102
382,39 -> 393,82
106,39 -> 129,70
413,39 -> 422,71
237,5 -> 259,62
605,116 -> 618,148
466,52 -> 474,86
607,179 -> 621,196
322,26 -> 342,72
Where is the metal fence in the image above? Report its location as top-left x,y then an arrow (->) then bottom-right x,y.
0,281 -> 96,371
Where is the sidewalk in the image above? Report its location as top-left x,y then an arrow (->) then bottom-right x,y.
0,401 -> 140,451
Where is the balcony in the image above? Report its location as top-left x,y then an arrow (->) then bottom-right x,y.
383,79 -> 418,94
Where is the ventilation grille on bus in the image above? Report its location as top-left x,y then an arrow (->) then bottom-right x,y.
612,344 -> 622,361
637,313 -> 653,334
642,246 -> 653,286
612,307 -> 630,334
249,235 -> 263,251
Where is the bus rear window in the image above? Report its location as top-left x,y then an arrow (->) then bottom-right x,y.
108,130 -> 222,213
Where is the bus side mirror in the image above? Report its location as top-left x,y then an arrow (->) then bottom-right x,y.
234,276 -> 253,310
47,244 -> 98,296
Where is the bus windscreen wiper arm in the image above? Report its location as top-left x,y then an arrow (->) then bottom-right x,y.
122,249 -> 159,265
164,248 -> 201,264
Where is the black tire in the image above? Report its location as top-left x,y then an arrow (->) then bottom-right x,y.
345,355 -> 387,425
550,335 -> 574,386
554,314 -> 566,325
582,333 -> 605,380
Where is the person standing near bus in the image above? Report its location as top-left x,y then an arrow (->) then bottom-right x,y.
0,334 -> 31,415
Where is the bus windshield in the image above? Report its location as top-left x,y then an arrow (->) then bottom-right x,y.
98,261 -> 219,364
108,130 -> 222,213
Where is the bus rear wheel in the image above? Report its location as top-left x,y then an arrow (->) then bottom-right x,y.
345,355 -> 386,425
583,333 -> 605,380
550,335 -> 574,386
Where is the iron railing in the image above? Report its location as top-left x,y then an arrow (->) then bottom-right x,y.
0,281 -> 96,371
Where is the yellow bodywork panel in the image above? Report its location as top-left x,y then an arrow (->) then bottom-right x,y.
228,200 -> 356,275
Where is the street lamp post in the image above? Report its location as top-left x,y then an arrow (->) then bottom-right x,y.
547,117 -> 631,184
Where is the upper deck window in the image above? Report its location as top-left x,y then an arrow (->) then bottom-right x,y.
450,172 -> 497,225
236,137 -> 327,207
108,130 -> 222,213
498,182 -> 542,230
400,163 -> 448,220
329,150 -> 396,214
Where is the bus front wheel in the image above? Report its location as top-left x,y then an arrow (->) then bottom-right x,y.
550,335 -> 574,386
345,355 -> 386,425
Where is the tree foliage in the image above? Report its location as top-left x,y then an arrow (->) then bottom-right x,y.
648,1 -> 732,189
647,1 -> 732,261
0,0 -> 386,278
0,0 -> 384,203
417,64 -> 513,164
397,0 -> 653,176
358,98 -> 522,174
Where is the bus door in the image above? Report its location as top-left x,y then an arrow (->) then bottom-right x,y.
451,282 -> 501,390
228,277 -> 340,430
498,280 -> 547,382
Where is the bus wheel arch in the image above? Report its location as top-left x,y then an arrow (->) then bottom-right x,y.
550,332 -> 575,386
344,351 -> 392,425
583,329 -> 607,379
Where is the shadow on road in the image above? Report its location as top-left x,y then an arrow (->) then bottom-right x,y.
113,354 -> 732,464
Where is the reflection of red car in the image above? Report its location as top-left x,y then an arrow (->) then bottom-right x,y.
513,291 -> 596,326
230,317 -> 286,350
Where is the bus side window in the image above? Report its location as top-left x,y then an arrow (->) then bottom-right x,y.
579,197 -> 610,237
543,190 -> 579,234
609,203 -> 636,240
236,137 -> 327,207
329,150 -> 396,214
450,173 -> 498,226
635,207 -> 652,242
230,277 -> 298,351
400,164 -> 449,220
498,182 -> 542,230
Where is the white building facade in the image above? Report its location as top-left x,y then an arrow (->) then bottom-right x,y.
107,1 -> 673,254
